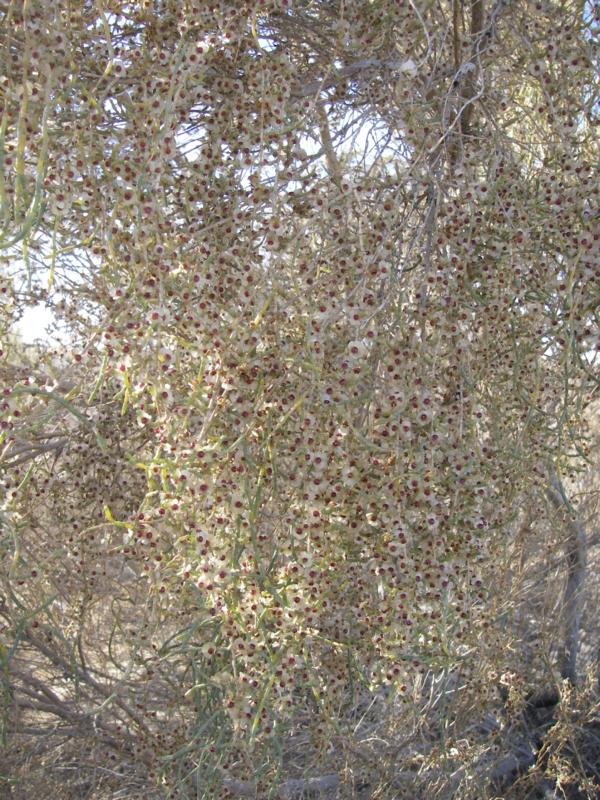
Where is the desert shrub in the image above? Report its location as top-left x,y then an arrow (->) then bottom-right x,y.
1,1 -> 598,797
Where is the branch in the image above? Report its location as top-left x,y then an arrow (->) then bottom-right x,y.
316,102 -> 342,189
460,0 -> 485,136
278,774 -> 340,799
488,738 -> 537,789
1,439 -> 66,468
545,472 -> 587,685
222,773 -> 340,799
291,58 -> 416,99
21,630 -> 153,736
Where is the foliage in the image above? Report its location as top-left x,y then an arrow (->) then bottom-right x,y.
0,0 -> 598,797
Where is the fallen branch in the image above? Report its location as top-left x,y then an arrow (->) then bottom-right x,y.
488,738 -> 537,789
222,772 -> 340,799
